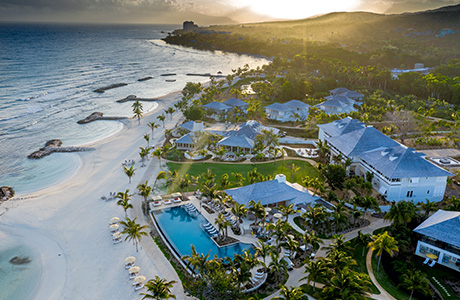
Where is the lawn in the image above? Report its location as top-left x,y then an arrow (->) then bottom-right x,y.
165,159 -> 322,192
346,237 -> 381,295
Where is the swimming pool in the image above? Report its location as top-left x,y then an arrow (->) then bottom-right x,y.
153,205 -> 254,259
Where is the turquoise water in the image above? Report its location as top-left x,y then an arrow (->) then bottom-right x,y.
154,205 -> 254,259
0,236 -> 40,300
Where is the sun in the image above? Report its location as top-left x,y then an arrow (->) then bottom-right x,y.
231,0 -> 360,19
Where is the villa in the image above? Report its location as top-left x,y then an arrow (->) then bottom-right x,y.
225,174 -> 320,207
318,117 -> 452,202
265,100 -> 310,122
414,210 -> 460,272
315,88 -> 364,115
174,120 -> 279,154
202,98 -> 248,120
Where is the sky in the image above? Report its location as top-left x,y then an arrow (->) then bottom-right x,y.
0,0 -> 459,24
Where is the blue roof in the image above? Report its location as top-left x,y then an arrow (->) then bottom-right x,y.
217,135 -> 254,149
414,210 -> 460,248
203,101 -> 231,110
285,100 -> 310,109
359,146 -> 453,179
225,178 -> 320,206
330,87 -> 351,95
175,133 -> 194,145
317,117 -> 365,137
223,98 -> 248,107
235,125 -> 260,139
265,102 -> 292,112
327,127 -> 399,157
179,121 -> 194,132
339,91 -> 364,99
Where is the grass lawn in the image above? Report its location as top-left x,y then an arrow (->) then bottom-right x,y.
346,237 -> 381,295
412,256 -> 460,300
166,159 -> 322,192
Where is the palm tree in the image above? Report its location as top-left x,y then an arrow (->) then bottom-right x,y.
182,245 -> 210,275
418,199 -> 438,219
139,146 -> 150,167
368,231 -> 399,271
120,217 -> 149,252
325,234 -> 352,255
141,276 -> 176,300
351,205 -> 363,225
215,213 -> 230,240
398,269 -> 431,300
279,203 -> 297,222
290,163 -> 301,182
273,285 -> 305,300
147,121 -> 160,139
248,200 -> 266,226
152,147 -> 163,166
302,231 -> 323,251
116,190 -> 133,217
320,267 -> 372,300
137,181 -> 152,207
254,239 -> 274,267
165,107 -> 175,120
357,230 -> 372,256
155,171 -> 167,186
132,100 -> 143,124
384,201 -> 418,226
302,259 -> 327,291
302,205 -> 327,234
268,251 -> 288,281
123,165 -> 136,183
144,133 -> 150,148
231,203 -> 248,226
157,114 -> 166,127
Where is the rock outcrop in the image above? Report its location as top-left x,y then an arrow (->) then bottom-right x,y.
138,76 -> 153,82
0,186 -> 15,201
94,83 -> 128,93
28,139 -> 95,159
77,112 -> 127,124
116,95 -> 157,103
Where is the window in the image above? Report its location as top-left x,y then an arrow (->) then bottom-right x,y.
406,191 -> 413,197
427,190 -> 430,194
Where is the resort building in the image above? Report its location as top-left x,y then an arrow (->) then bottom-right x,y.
225,174 -> 320,207
175,133 -> 195,150
315,88 -> 364,115
318,117 -> 452,202
179,120 -> 204,133
202,98 -> 248,120
265,100 -> 310,122
217,135 -> 255,153
414,210 -> 460,272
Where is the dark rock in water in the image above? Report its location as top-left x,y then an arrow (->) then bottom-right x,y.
0,186 -> 15,201
94,83 -> 128,93
160,73 -> 176,76
138,76 -> 153,82
77,112 -> 127,124
10,256 -> 31,265
28,139 -> 95,159
186,73 -> 211,77
116,95 -> 157,103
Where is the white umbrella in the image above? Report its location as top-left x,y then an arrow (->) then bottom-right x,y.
110,217 -> 119,223
113,232 -> 122,239
129,266 -> 141,273
265,207 -> 272,212
110,224 -> 119,230
125,256 -> 136,264
273,213 -> 282,219
171,192 -> 182,197
152,195 -> 162,201
134,275 -> 146,283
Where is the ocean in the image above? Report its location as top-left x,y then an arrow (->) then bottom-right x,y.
0,23 -> 268,194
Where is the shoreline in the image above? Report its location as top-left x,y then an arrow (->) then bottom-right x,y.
0,88 -> 187,300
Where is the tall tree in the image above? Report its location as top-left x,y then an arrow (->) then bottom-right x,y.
137,181 -> 152,207
121,217 -> 149,252
418,199 -> 438,219
123,165 -> 136,183
152,147 -> 164,166
139,146 -> 150,167
398,269 -> 431,300
116,189 -> 133,217
141,276 -> 177,300
273,285 -> 305,300
132,100 -> 144,125
144,133 -> 150,148
368,231 -> 399,271
384,201 -> 418,226
157,114 -> 166,128
148,121 -> 160,139
302,259 -> 327,291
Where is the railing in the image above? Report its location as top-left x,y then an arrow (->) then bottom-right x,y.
421,238 -> 460,257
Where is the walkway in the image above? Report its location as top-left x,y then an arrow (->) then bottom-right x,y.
366,249 -> 397,300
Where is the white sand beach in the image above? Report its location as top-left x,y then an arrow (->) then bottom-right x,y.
0,90 -> 192,300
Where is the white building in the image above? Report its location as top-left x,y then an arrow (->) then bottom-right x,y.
265,100 -> 310,122
414,210 -> 460,272
315,88 -> 364,115
318,117 -> 452,202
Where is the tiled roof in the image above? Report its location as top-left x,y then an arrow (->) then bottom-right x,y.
175,133 -> 194,145
330,87 -> 351,95
339,91 -> 364,99
225,179 -> 320,206
285,100 -> 310,109
223,97 -> 248,107
317,117 -> 365,137
414,210 -> 460,248
359,146 -> 453,179
179,121 -> 194,132
265,103 -> 292,112
203,101 -> 231,110
217,135 -> 255,149
327,126 -> 399,157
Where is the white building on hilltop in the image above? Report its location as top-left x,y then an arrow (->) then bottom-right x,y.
318,117 -> 452,202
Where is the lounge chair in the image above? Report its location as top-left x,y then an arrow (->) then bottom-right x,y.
423,257 -> 430,264
113,238 -> 122,244
153,201 -> 162,207
129,273 -> 139,279
429,260 -> 436,267
283,257 -> 294,270
163,199 -> 172,205
172,197 -> 181,203
125,262 -> 135,269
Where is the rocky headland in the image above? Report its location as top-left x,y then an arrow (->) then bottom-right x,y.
116,95 -> 157,103
77,112 -> 127,124
28,139 -> 95,159
137,76 -> 153,82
